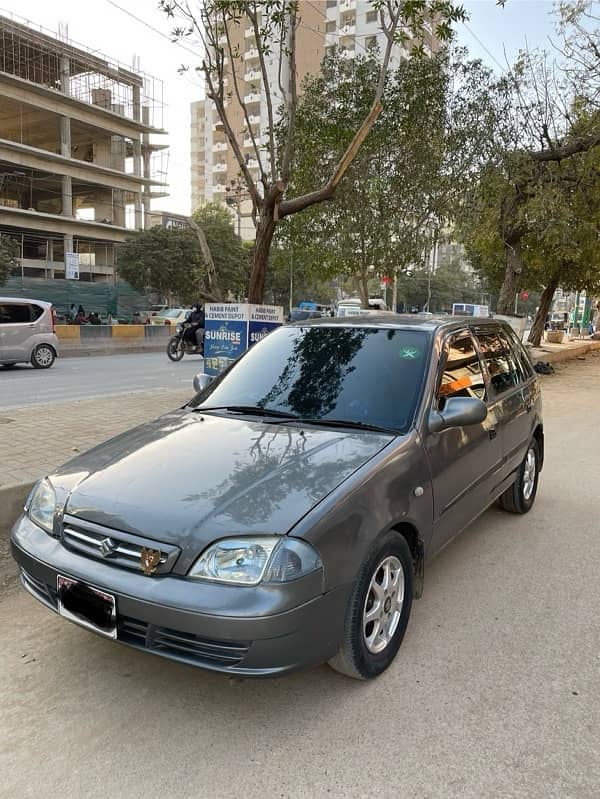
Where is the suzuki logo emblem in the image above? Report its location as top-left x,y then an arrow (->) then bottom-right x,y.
99,537 -> 117,557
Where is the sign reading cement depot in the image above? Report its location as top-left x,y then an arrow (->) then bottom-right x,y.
204,303 -> 283,375
248,304 -> 284,347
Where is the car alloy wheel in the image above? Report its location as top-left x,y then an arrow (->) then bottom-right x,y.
522,447 -> 536,501
363,556 -> 405,654
499,438 -> 540,514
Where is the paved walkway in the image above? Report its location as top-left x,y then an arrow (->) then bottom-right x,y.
0,388 -> 191,488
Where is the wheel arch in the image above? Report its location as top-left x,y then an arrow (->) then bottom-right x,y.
533,424 -> 544,470
390,521 -> 424,600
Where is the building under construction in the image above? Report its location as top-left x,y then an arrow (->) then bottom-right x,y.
0,13 -> 168,283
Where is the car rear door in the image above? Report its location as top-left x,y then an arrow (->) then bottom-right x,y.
472,326 -> 533,481
424,328 -> 503,553
0,302 -> 32,361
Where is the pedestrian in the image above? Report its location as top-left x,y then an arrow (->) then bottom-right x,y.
77,304 -> 85,317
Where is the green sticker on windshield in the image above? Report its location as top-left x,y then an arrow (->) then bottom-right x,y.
399,347 -> 421,360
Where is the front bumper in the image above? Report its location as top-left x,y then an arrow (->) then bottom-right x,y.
11,516 -> 349,676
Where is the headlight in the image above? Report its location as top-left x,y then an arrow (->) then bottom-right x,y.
188,537 -> 322,586
176,324 -> 182,332
27,478 -> 57,535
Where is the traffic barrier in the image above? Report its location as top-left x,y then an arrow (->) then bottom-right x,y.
54,324 -> 173,355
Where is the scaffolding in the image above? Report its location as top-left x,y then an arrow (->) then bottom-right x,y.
0,11 -> 165,129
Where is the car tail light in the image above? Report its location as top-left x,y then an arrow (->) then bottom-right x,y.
51,306 -> 57,333
164,319 -> 170,325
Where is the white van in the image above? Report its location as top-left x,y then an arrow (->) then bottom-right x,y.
0,297 -> 59,368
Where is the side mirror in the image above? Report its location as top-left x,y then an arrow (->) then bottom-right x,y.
193,372 -> 213,394
428,397 -> 487,434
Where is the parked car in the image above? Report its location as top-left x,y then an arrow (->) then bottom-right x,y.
337,298 -> 388,317
150,308 -> 191,326
11,315 -> 542,679
287,308 -> 324,322
0,297 -> 59,368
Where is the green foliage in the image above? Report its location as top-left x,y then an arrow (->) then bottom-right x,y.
117,226 -> 203,304
192,203 -> 250,298
117,205 -> 248,304
0,235 -> 18,287
397,258 -> 484,311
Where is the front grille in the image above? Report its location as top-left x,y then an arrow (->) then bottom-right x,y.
119,616 -> 250,668
61,515 -> 180,575
21,569 -> 58,610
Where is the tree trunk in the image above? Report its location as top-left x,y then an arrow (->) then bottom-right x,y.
497,238 -> 524,314
527,273 -> 560,347
357,272 -> 369,308
248,212 -> 277,303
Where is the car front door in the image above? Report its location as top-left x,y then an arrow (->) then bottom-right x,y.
424,329 -> 503,554
472,326 -> 533,480
0,302 -> 32,361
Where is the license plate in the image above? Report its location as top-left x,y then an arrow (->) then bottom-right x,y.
57,576 -> 117,639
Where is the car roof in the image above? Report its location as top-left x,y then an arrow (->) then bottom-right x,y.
0,296 -> 51,307
291,312 -> 510,333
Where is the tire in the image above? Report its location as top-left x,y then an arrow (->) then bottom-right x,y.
328,531 -> 414,680
498,439 -> 540,514
30,344 -> 56,369
167,337 -> 185,362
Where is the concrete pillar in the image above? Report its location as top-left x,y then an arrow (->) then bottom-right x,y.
133,85 -> 141,122
64,234 -> 74,275
133,138 -> 142,177
141,106 -> 151,230
48,238 -> 54,279
61,176 -> 73,217
60,114 -> 73,218
60,56 -> 70,95
134,193 -> 143,230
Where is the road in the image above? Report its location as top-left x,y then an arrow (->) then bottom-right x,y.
1,357 -> 599,798
0,351 -> 203,408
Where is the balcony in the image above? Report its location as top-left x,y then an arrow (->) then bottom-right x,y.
218,33 -> 227,45
340,47 -> 356,59
244,92 -> 261,105
213,184 -> 226,193
213,142 -> 228,153
213,162 -> 228,173
244,47 -> 259,61
243,134 -> 266,148
244,26 -> 255,38
247,158 -> 259,169
245,69 -> 261,82
245,114 -> 261,126
340,0 -> 356,10
340,22 -> 356,35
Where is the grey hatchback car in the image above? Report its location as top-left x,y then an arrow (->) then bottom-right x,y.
11,316 -> 543,679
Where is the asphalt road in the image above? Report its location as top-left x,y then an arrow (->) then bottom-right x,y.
0,351 -> 203,408
1,358 -> 599,798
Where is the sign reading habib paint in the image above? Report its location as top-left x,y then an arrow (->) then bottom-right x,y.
204,303 -> 284,375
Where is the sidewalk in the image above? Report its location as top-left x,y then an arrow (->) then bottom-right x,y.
0,388 -> 191,532
528,338 -> 600,364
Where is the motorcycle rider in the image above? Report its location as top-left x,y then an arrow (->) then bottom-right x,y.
185,303 -> 205,350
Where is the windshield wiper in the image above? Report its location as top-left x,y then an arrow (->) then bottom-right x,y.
194,405 -> 300,420
276,417 -> 399,434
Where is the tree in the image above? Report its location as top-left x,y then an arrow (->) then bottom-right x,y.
160,0 -> 466,302
192,203 -> 250,299
117,226 -> 204,304
0,235 -> 18,287
279,46 -> 507,306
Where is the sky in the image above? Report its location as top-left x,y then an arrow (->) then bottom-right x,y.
1,0 -> 563,215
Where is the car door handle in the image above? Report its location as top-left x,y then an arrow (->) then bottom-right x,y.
488,428 -> 497,440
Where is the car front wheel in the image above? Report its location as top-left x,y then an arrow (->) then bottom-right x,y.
31,344 -> 56,369
499,439 -> 540,514
328,531 -> 413,680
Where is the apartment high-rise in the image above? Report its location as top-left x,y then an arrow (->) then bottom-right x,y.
190,1 -> 439,238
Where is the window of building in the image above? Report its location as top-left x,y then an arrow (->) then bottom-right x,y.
326,21 -> 336,33
326,45 -> 336,57
437,331 -> 486,408
366,10 -> 378,23
365,35 -> 378,48
327,0 -> 337,7
474,329 -> 523,397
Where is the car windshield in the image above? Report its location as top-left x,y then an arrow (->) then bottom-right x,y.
190,326 -> 430,433
160,309 -> 183,318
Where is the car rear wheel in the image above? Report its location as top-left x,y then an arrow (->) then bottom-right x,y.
167,337 -> 185,362
498,439 -> 539,514
328,531 -> 413,680
31,344 -> 56,369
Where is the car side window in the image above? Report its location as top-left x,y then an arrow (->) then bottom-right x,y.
504,326 -> 535,379
437,331 -> 486,409
30,304 -> 44,321
475,329 -> 523,397
0,303 -> 31,324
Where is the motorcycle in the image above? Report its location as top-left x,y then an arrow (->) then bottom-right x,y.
167,321 -> 204,362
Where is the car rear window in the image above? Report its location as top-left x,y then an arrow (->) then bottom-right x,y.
474,329 -> 524,397
31,304 -> 44,321
0,303 -> 31,323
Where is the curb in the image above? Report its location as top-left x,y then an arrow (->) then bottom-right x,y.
531,341 -> 600,365
59,344 -> 167,358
